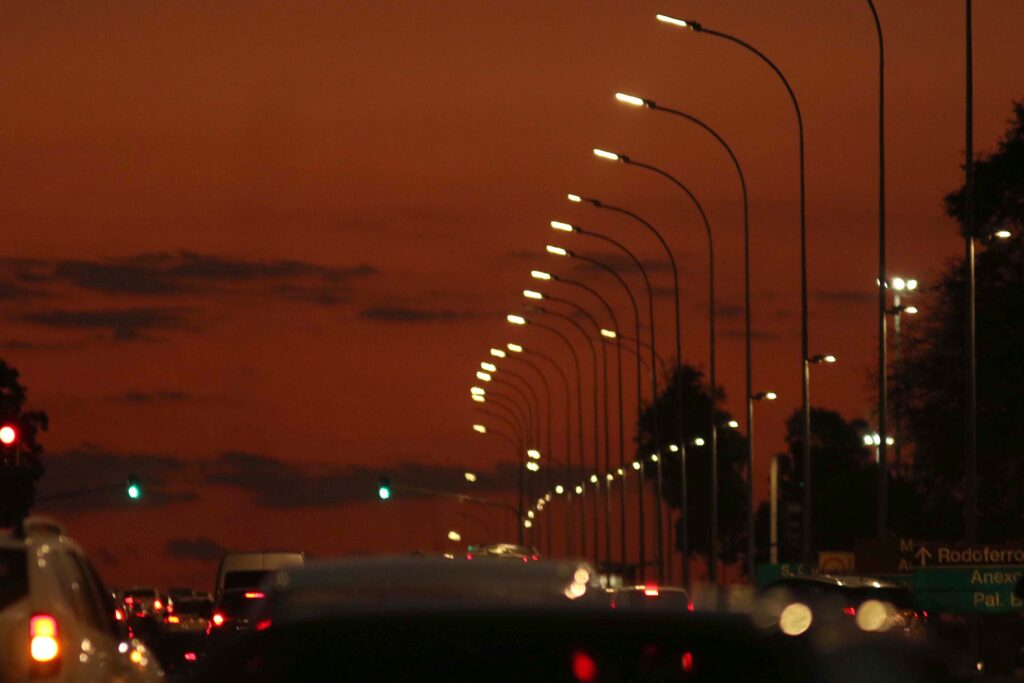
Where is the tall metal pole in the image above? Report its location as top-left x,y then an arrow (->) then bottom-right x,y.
866,0 -> 889,541
964,0 -> 977,547
528,324 -> 588,555
629,99 -> 755,583
673,20 -> 812,567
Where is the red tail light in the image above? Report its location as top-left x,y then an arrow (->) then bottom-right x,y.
184,652 -> 198,662
244,591 -> 265,599
531,554 -> 539,561
843,606 -> 857,616
30,614 -> 60,665
153,599 -> 163,611
211,613 -> 225,627
681,651 -> 694,673
466,553 -> 473,560
687,601 -> 695,612
114,608 -> 125,621
255,619 -> 272,631
643,583 -> 660,597
166,615 -> 180,624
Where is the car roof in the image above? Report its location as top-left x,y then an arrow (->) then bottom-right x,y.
260,556 -> 602,618
769,574 -> 907,590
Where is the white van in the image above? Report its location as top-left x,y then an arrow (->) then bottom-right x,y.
215,552 -> 304,596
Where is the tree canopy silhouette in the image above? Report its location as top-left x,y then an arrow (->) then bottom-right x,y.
635,364 -> 746,565
895,100 -> 1024,541
0,360 -> 49,526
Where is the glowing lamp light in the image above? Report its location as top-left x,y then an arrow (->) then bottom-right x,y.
480,362 -> 497,373
765,392 -> 779,400
644,583 -> 660,597
527,448 -> 541,460
243,592 -> 265,599
891,277 -> 907,291
211,613 -> 225,627
656,13 -> 691,28
470,386 -> 485,396
0,425 -> 17,446
600,329 -> 617,339
614,92 -> 646,107
592,148 -> 620,161
546,244 -> 568,256
475,371 -> 492,382
523,519 -> 533,529
589,474 -> 599,484
616,468 -> 624,476
994,229 -> 1012,239
727,420 -> 740,429
464,471 -> 477,482
779,602 -> 813,636
507,343 -> 524,353
525,461 -> 540,472
632,461 -> 641,471
550,220 -> 574,232
523,289 -> 544,300
668,444 -> 679,453
506,314 -> 527,326
823,355 -> 837,363
555,485 -> 565,494
471,395 -> 485,403
693,437 -> 706,447
574,485 -> 584,494
447,530 -> 462,542
904,305 -> 919,315
906,279 -> 919,290
490,348 -> 506,358
530,270 -> 552,281
30,614 -> 59,663
567,193 -> 582,203
606,473 -> 614,482
473,424 -> 487,434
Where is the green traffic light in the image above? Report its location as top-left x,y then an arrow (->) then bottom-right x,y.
377,476 -> 391,501
127,476 -> 141,500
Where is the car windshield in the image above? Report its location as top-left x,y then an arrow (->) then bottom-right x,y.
0,549 -> 27,611
199,611 -> 807,683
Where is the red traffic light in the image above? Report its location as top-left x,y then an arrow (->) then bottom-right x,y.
0,424 -> 18,446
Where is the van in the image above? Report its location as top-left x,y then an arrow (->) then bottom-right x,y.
215,552 -> 304,596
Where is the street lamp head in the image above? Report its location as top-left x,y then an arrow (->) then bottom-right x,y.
994,229 -> 1013,239
475,370 -> 492,382
471,394 -> 485,403
464,471 -> 477,482
526,461 -> 540,472
650,454 -> 659,462
823,355 -> 837,364
527,448 -> 541,460
809,354 -> 837,364
567,193 -> 600,207
506,314 -> 527,326
480,361 -> 497,372
490,348 -> 506,358
656,13 -> 700,30
606,473 -> 614,482
904,305 -> 919,315
523,289 -> 544,300
693,437 -> 706,447
473,424 -> 487,434
567,193 -> 582,203
545,244 -> 569,257
907,278 -> 919,291
892,277 -> 907,291
550,220 -> 576,233
555,484 -> 565,495
765,391 -> 778,400
530,270 -> 553,281
668,444 -> 679,453
574,485 -> 584,494
614,92 -> 653,109
727,419 -> 740,429
632,461 -> 641,470
589,474 -> 599,484
470,386 -> 486,396
447,530 -> 461,542
593,148 -> 626,163
507,343 -> 523,353
600,328 -> 617,339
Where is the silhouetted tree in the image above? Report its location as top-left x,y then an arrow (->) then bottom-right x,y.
0,360 -> 48,526
636,365 -> 746,566
895,100 -> 1024,541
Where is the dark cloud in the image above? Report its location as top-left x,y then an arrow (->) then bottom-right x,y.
166,537 -> 228,561
0,252 -> 377,303
358,307 -> 482,323
207,451 -> 517,508
109,390 -> 192,404
814,288 -> 874,305
34,447 -> 196,513
17,306 -> 193,341
0,339 -> 85,351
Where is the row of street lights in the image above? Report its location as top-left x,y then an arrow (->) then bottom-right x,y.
458,4 -> 995,583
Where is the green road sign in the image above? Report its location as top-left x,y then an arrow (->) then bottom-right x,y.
756,563 -> 812,587
912,566 -> 1024,614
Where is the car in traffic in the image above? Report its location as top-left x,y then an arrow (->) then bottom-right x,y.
464,543 -> 540,561
0,517 -> 162,682
759,574 -> 927,639
215,551 -> 304,596
191,556 -> 955,683
205,587 -> 270,656
607,583 -> 695,611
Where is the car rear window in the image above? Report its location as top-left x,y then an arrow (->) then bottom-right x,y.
200,611 -> 807,683
217,592 -> 265,618
224,570 -> 270,591
173,598 -> 212,617
0,549 -> 28,610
